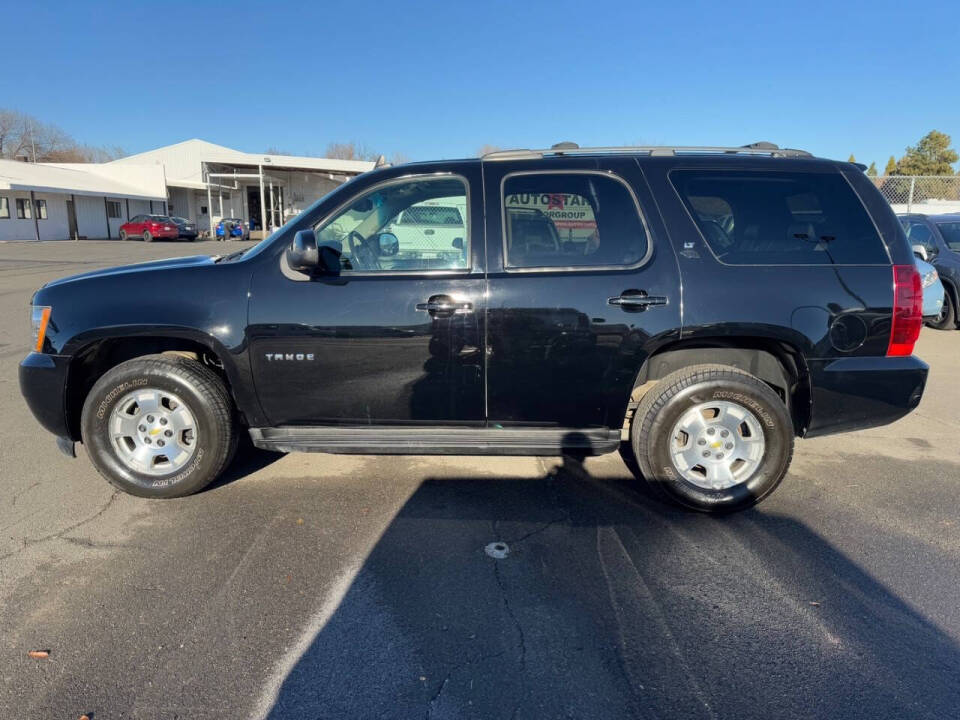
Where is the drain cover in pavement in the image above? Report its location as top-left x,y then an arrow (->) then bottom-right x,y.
485,541 -> 510,559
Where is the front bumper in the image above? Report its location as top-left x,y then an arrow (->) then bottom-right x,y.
804,355 -> 928,438
19,352 -> 72,438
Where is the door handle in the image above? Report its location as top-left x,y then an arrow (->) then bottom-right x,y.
608,291 -> 668,309
416,296 -> 473,314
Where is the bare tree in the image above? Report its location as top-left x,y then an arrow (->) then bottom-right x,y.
0,108 -> 126,163
324,141 -> 381,162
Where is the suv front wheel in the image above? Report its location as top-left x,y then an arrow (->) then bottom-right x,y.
628,364 -> 794,513
81,354 -> 236,498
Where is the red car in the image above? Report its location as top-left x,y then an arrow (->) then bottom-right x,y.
118,214 -> 180,242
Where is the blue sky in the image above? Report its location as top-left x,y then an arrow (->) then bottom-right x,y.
4,0 -> 958,167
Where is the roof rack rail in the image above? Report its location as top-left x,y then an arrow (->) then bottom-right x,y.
483,142 -> 813,161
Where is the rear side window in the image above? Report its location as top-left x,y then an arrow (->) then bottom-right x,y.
502,172 -> 648,269
671,170 -> 888,265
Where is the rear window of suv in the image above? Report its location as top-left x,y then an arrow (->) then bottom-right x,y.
671,170 -> 888,265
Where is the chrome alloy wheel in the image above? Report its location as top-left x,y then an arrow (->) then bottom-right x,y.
109,388 -> 198,476
668,400 -> 765,490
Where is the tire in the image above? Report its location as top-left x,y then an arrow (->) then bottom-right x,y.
143,231 -> 153,243
80,354 -> 236,498
119,230 -> 127,241
628,364 -> 794,513
927,287 -> 956,330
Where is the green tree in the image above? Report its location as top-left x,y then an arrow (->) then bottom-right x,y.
884,156 -> 897,176
847,153 -> 856,163
866,161 -> 878,176
894,130 -> 958,175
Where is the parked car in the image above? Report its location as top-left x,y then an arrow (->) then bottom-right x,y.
898,213 -> 960,329
172,216 -> 198,241
914,256 -> 945,320
20,142 -> 928,513
118,215 -> 179,242
215,218 -> 249,240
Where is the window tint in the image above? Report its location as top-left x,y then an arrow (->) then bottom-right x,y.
936,222 -> 960,251
502,173 -> 647,269
0,197 -> 8,219
672,170 -> 888,265
314,177 -> 469,272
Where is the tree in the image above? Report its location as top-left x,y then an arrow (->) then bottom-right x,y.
866,161 -> 878,176
894,130 -> 958,176
324,141 -> 380,162
848,153 -> 856,163
476,144 -> 503,157
0,108 -> 124,162
884,156 -> 897,176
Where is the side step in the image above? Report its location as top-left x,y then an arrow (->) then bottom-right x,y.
248,426 -> 621,456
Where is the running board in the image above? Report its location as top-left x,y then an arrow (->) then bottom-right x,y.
248,426 -> 621,456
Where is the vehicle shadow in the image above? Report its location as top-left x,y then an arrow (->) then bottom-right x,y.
205,434 -> 283,492
262,456 -> 960,720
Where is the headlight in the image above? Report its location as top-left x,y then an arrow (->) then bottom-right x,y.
31,305 -> 52,352
922,269 -> 939,288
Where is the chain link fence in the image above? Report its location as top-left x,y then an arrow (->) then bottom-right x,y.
869,175 -> 960,214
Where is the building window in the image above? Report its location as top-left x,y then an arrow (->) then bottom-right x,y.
200,206 -> 208,215
16,198 -> 32,219
34,199 -> 47,219
0,197 -> 8,219
106,200 -> 123,219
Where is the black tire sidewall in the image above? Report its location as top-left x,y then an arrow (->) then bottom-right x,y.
81,360 -> 230,498
143,231 -> 152,242
928,291 -> 955,330
637,377 -> 793,512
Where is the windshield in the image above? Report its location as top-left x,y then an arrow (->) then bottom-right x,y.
150,215 -> 172,222
936,221 -> 960,250
172,216 -> 189,224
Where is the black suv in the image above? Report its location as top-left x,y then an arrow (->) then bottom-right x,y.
19,143 -> 928,512
898,213 -> 960,329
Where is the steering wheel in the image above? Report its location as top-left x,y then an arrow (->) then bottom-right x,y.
346,230 -> 380,270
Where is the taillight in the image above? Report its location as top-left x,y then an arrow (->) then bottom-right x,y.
887,264 -> 922,357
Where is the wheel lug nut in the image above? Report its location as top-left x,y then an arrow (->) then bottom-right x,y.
147,415 -> 154,422
157,440 -> 165,447
716,453 -> 724,459
159,417 -> 168,426
144,437 -> 152,444
164,429 -> 173,437
720,430 -> 729,438
725,442 -> 733,450
707,428 -> 715,435
702,451 -> 710,458
697,439 -> 707,446
138,425 -> 146,432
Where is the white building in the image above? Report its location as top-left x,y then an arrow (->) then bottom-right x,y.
110,139 -> 374,235
0,139 -> 374,242
0,159 -> 168,242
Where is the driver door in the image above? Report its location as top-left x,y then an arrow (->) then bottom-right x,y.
247,165 -> 485,426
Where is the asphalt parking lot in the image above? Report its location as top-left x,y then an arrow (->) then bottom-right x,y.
1,240 -> 959,719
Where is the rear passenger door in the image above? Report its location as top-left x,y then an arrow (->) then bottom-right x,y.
482,157 -> 682,428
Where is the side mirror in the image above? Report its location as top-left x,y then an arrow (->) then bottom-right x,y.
377,232 -> 399,256
286,229 -> 319,272
451,237 -> 464,250
911,243 -> 929,262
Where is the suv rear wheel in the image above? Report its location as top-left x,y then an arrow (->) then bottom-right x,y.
80,354 -> 236,498
628,364 -> 794,513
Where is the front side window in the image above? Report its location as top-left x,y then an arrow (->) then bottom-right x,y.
936,222 -> 960,251
672,170 -> 888,265
0,197 -> 8,219
502,173 -> 648,269
16,198 -> 31,219
34,199 -> 47,219
314,176 -> 469,272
